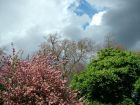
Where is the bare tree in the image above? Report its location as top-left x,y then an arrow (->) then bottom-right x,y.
104,34 -> 116,48
104,34 -> 126,50
39,34 -> 97,81
0,47 -> 5,56
0,47 -> 6,69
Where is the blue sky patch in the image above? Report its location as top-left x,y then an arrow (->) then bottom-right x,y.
68,0 -> 99,30
71,0 -> 98,18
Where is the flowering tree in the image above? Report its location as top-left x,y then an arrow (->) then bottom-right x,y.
0,51 -> 82,105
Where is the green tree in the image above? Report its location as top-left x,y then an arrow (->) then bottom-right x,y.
71,48 -> 140,104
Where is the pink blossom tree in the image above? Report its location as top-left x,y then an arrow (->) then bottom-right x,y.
0,51 -> 83,105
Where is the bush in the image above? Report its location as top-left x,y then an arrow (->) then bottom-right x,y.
71,48 -> 140,104
0,52 -> 82,105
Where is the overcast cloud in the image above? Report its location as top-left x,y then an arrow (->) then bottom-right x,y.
0,0 -> 140,54
89,0 -> 140,49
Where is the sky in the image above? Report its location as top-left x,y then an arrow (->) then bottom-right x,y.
0,0 -> 140,54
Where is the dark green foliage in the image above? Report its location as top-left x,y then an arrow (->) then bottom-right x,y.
86,98 -> 135,105
71,48 -> 140,104
117,98 -> 135,105
134,78 -> 140,95
0,85 -> 4,105
0,84 -> 5,104
0,84 -> 5,91
133,78 -> 140,104
86,101 -> 112,105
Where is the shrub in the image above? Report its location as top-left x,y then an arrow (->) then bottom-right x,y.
71,48 -> 140,104
0,52 -> 82,105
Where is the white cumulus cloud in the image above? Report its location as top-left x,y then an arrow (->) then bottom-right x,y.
90,11 -> 106,26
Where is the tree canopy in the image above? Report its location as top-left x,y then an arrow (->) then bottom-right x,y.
71,48 -> 140,104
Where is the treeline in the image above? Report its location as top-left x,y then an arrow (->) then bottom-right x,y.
0,34 -> 140,105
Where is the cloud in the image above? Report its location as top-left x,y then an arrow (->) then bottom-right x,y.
0,0 -> 93,50
88,0 -> 125,9
0,0 -> 78,53
60,14 -> 90,40
0,0 -> 140,55
88,0 -> 140,49
90,11 -> 106,26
